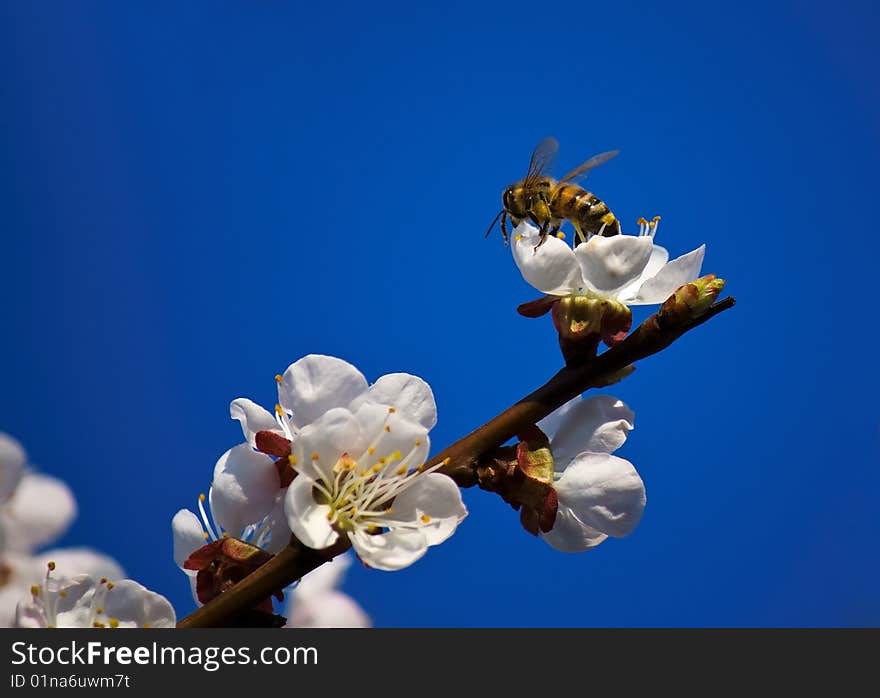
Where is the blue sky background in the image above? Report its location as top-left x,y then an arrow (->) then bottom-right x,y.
1,1 -> 877,626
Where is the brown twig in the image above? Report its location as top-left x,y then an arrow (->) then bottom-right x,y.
177,295 -> 735,627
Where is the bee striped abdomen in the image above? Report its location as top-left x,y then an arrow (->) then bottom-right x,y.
550,184 -> 620,238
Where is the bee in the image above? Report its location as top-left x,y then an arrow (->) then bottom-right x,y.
485,137 -> 621,249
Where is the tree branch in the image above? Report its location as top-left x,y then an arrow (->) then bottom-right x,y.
177,295 -> 735,627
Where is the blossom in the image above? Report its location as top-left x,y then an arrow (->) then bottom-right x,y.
285,553 -> 370,628
512,218 -> 705,305
0,433 -> 122,626
172,443 -> 290,602
15,563 -> 175,628
271,355 -> 466,571
536,395 -> 646,552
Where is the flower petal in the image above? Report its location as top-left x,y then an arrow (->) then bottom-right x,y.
230,398 -> 280,448
574,234 -> 654,297
350,528 -> 427,571
555,453 -> 646,538
616,244 -> 669,301
172,509 -> 208,568
292,553 -> 352,599
284,476 -> 339,550
388,473 -> 467,546
539,395 -> 634,466
512,222 -> 583,296
356,373 -> 437,430
279,355 -> 368,429
540,507 -> 608,553
628,244 -> 706,305
98,579 -> 177,628
351,404 -> 430,478
209,444 -> 280,536
36,549 -> 125,582
286,589 -> 371,628
255,494 -> 293,555
1,472 -> 76,552
0,432 -> 26,504
290,408 -> 361,484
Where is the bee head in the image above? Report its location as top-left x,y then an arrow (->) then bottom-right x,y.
502,184 -> 528,219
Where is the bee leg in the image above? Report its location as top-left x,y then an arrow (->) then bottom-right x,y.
501,212 -> 510,246
533,222 -> 552,251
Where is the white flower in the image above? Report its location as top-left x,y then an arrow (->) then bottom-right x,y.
15,563 -> 175,628
172,443 -> 290,601
0,433 -> 123,626
285,553 -> 370,628
273,355 -> 466,571
536,395 -> 646,552
512,219 -> 705,305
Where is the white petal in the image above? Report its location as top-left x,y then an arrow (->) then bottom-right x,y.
350,528 -> 427,571
98,579 -> 177,628
555,453 -> 646,538
279,355 -> 368,429
351,404 -> 430,477
0,553 -> 43,626
388,473 -> 467,546
540,507 -> 608,553
357,373 -> 437,429
284,476 -> 339,550
209,444 -> 280,536
230,398 -> 280,448
35,549 -> 125,582
256,494 -> 293,555
171,509 -> 208,568
0,432 -> 26,504
574,234 -> 654,296
1,472 -> 76,552
290,408 -> 361,483
286,589 -> 370,628
616,244 -> 669,301
541,395 -> 635,466
292,554 -> 353,599
512,222 -> 583,295
628,245 -> 706,305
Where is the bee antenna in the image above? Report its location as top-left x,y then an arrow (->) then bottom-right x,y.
484,209 -> 504,238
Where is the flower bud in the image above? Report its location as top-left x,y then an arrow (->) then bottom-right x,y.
659,274 -> 726,325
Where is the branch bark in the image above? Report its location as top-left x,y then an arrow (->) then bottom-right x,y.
177,295 -> 735,628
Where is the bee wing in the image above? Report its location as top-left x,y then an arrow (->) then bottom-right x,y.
524,137 -> 560,182
559,150 -> 619,183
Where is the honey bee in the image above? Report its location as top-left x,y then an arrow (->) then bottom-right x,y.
485,137 -> 621,249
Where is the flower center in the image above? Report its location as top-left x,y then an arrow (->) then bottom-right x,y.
29,562 -> 119,628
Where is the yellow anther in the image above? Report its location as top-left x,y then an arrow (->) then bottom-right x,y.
556,231 -> 566,240
367,524 -> 378,533
326,511 -> 333,520
199,493 -> 206,502
311,453 -> 320,461
421,514 -> 432,523
443,457 -> 451,465
368,447 -> 376,455
385,507 -> 393,514
417,464 -> 426,472
274,374 -> 283,383
601,212 -> 616,224
388,407 -> 396,413
396,466 -> 407,476
653,215 -> 661,222
648,220 -> 656,227
99,578 -> 108,585
203,532 -> 209,540
106,582 -> 115,590
378,457 -> 387,465
142,623 -> 152,628
384,425 -> 391,432
59,590 -> 67,598
392,450 -> 401,460
93,622 -> 105,628
515,234 -> 524,241
288,454 -> 297,465
30,585 -> 40,597
221,531 -> 228,537
47,561 -> 56,571
372,464 -> 381,474
96,608 -> 103,615
414,439 -> 421,446
359,470 -> 368,477
637,216 -> 647,225
109,618 -> 120,628
275,404 -> 283,416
